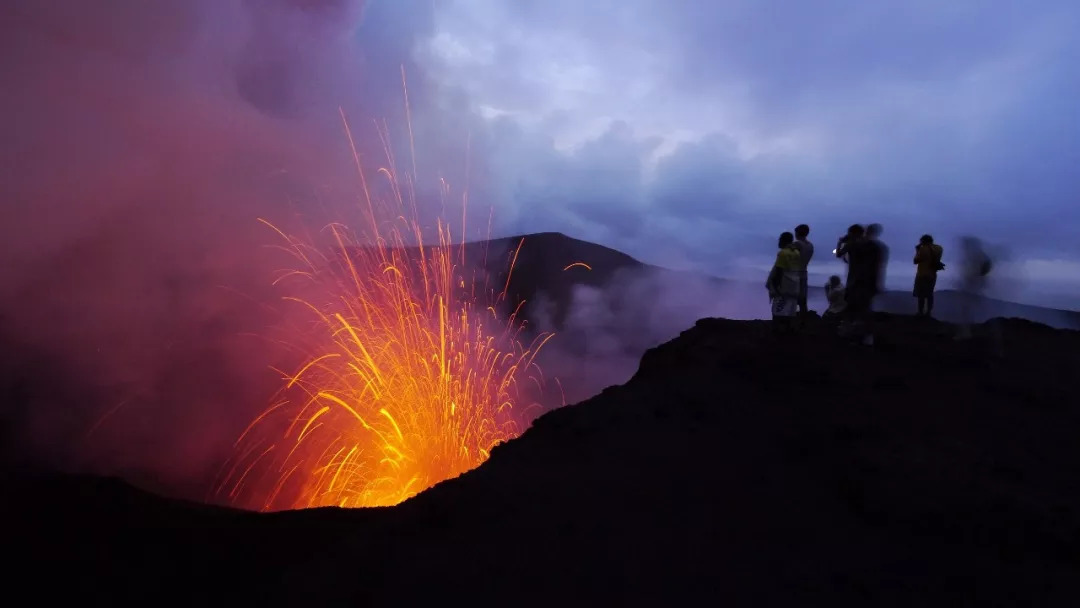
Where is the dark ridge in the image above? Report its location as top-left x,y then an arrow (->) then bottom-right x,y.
4,313 -> 1079,605
342,231 -> 652,329
340,232 -> 1080,330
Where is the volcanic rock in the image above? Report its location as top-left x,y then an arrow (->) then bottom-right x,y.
3,314 -> 1080,606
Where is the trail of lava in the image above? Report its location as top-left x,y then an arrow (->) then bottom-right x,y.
218,106 -> 552,510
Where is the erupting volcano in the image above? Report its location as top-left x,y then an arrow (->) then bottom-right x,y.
217,113 -> 553,510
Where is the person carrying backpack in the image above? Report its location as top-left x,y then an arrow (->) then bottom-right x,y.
913,234 -> 944,317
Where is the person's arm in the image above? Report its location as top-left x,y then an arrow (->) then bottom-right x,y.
836,242 -> 850,261
914,246 -> 923,264
766,265 -> 782,294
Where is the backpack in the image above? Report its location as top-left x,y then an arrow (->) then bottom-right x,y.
932,246 -> 945,271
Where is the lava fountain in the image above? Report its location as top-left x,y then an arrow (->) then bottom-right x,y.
217,111 -> 553,510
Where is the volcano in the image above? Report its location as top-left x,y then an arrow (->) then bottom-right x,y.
3,233 -> 1080,605
4,309 -> 1080,605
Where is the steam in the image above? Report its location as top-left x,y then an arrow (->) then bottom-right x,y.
0,0 -> 469,497
532,267 -> 765,404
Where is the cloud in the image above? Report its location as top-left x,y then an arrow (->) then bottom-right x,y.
426,0 -> 1080,299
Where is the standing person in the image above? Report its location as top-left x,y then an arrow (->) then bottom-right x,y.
835,224 -> 884,346
866,223 -> 890,296
792,224 -> 814,315
913,234 -> 944,317
766,231 -> 802,333
956,236 -> 993,340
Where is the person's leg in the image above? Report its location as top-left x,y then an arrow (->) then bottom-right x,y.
863,294 -> 876,345
926,275 -> 937,318
784,296 -> 799,333
846,290 -> 867,341
771,297 -> 789,333
917,296 -> 926,316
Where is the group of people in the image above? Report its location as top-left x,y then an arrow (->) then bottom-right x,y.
765,223 -> 994,345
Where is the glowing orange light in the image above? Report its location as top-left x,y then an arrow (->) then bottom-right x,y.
562,262 -> 592,272
217,109 -> 553,510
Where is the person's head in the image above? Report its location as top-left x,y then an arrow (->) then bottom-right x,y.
920,234 -> 934,245
828,275 -> 842,287
778,231 -> 794,248
867,223 -> 883,239
794,224 -> 810,239
961,236 -> 982,254
847,224 -> 865,239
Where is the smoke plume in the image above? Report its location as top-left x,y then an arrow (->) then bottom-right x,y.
532,267 -> 765,405
0,0 -> 471,498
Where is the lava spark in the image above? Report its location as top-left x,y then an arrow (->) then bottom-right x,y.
217,114 -> 552,510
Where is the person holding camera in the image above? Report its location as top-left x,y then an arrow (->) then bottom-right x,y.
835,224 -> 884,346
913,234 -> 944,317
956,236 -> 994,341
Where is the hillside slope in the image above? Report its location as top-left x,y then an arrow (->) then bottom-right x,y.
4,314 -> 1079,606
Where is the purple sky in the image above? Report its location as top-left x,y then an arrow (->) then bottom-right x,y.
420,0 -> 1080,307
4,0 -> 1079,310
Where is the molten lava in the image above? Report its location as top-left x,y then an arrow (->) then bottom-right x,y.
218,114 -> 552,510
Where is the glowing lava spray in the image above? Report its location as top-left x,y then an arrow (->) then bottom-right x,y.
217,110 -> 553,510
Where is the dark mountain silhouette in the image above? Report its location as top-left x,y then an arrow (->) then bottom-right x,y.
343,232 -> 1077,334
4,313 -> 1079,605
872,288 -> 1080,329
464,232 -> 1079,331
4,233 -> 1080,604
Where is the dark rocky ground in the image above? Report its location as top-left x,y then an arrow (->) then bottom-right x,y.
3,313 -> 1079,606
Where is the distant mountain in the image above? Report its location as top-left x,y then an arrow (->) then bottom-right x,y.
471,233 -> 1080,331
873,288 -> 1080,329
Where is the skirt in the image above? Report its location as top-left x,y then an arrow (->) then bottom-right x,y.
771,295 -> 797,318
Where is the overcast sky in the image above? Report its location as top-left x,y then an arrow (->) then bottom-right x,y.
410,0 -> 1080,306
3,0 -> 1079,309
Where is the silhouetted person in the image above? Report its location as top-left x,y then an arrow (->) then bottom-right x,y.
913,234 -> 944,317
766,231 -> 802,333
956,236 -> 993,341
792,224 -> 814,315
823,275 -> 846,325
866,223 -> 889,296
835,224 -> 884,346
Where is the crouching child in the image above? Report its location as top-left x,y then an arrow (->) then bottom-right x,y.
822,275 -> 847,326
